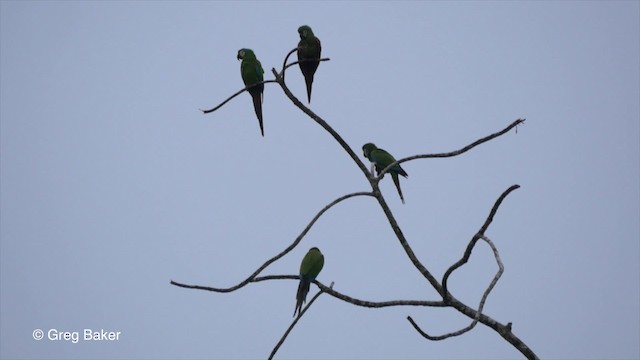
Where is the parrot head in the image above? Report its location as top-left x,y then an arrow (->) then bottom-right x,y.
237,48 -> 255,61
362,143 -> 378,160
298,25 -> 314,40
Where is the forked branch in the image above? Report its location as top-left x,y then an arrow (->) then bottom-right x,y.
442,184 -> 520,296
407,235 -> 504,340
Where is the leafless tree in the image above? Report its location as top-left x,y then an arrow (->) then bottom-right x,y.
171,47 -> 537,360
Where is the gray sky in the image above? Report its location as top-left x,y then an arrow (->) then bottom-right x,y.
1,1 -> 638,359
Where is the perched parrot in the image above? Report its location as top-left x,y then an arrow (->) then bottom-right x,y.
362,143 -> 409,204
237,48 -> 265,136
297,25 -> 321,103
294,247 -> 324,317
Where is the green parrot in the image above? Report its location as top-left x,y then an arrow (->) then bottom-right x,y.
294,247 -> 324,317
362,143 -> 409,204
297,25 -> 322,103
237,48 -> 265,136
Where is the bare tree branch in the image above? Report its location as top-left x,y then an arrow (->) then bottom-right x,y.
170,191 -> 372,293
282,57 -> 331,73
269,282 -> 334,360
201,80 -> 278,114
442,184 -> 520,297
280,47 -> 298,81
271,68 -> 372,178
200,51 -> 331,115
407,315 -> 474,340
171,275 -> 445,309
377,119 -> 526,179
406,234 -> 505,341
400,184 -> 538,359
315,281 -> 446,308
477,234 -> 504,318
279,46 -> 331,79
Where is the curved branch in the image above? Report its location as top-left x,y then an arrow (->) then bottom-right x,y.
476,235 -> 504,320
280,47 -> 298,81
170,191 -> 373,293
404,184 -> 537,359
410,308 -> 536,360
377,119 -> 525,178
368,183 -> 535,358
201,79 -> 278,114
278,46 -> 331,78
407,315 -> 475,340
406,234 -> 505,341
442,184 -> 519,297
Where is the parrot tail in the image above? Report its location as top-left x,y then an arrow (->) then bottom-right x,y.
397,166 -> 408,178
251,93 -> 264,136
294,278 -> 310,317
304,74 -> 314,103
392,173 -> 405,204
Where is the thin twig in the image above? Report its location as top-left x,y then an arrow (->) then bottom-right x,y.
170,191 -> 372,293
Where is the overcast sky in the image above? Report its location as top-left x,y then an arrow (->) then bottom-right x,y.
1,1 -> 639,359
